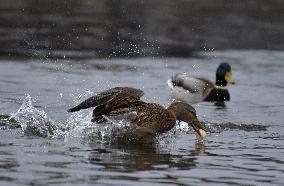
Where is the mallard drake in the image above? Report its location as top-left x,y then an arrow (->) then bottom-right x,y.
68,87 -> 206,139
168,63 -> 235,104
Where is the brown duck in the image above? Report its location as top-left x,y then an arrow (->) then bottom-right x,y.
68,87 -> 206,139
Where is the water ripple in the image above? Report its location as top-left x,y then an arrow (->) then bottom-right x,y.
205,121 -> 268,133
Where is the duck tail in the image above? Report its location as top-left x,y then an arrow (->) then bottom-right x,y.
171,75 -> 177,86
167,75 -> 177,88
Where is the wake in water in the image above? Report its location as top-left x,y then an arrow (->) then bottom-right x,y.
7,95 -> 158,143
4,95 -> 268,144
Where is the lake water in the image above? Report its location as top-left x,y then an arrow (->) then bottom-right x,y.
0,50 -> 284,186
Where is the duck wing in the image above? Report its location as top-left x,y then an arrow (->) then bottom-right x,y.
169,74 -> 215,104
172,74 -> 213,93
195,78 -> 215,94
94,99 -> 174,135
92,95 -> 143,119
130,103 -> 176,134
102,102 -> 165,127
67,87 -> 144,112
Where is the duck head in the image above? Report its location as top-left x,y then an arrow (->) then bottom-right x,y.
168,102 -> 207,140
216,63 -> 235,86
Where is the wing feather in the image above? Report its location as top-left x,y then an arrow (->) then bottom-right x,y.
67,87 -> 143,112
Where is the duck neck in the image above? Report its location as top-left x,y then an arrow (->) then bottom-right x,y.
216,66 -> 227,87
167,104 -> 179,120
216,78 -> 227,87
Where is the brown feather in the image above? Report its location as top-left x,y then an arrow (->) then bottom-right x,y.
68,87 -> 206,136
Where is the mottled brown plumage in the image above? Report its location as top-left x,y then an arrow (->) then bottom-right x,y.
67,87 -> 143,112
68,87 -> 206,138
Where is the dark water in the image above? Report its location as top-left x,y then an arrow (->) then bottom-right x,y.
1,0 -> 284,58
0,50 -> 284,185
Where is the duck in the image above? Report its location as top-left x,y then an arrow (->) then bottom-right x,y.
68,87 -> 206,140
168,62 -> 235,104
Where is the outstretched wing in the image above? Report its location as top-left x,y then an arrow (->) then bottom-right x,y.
67,87 -> 144,112
92,96 -> 143,118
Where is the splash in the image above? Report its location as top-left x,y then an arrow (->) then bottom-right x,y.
8,95 -> 268,145
0,114 -> 19,130
8,94 -> 154,143
64,111 -> 139,144
10,94 -> 58,137
157,121 -> 203,143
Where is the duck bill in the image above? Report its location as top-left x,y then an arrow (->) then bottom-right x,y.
189,118 -> 207,140
224,71 -> 235,84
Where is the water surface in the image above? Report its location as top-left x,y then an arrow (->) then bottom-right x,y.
0,50 -> 284,185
